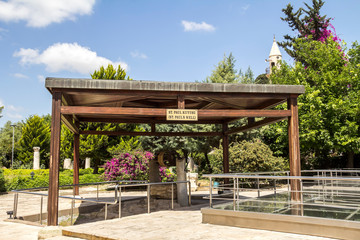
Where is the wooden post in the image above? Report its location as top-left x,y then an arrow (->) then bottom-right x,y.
151,123 -> 156,133
223,123 -> 229,185
47,91 -> 62,226
178,95 -> 185,109
248,117 -> 255,125
288,97 -> 301,201
73,132 -> 80,195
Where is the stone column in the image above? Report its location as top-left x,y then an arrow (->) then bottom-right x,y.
149,158 -> 160,183
33,147 -> 40,170
63,158 -> 72,169
85,157 -> 91,169
186,172 -> 198,191
176,158 -> 188,206
187,157 -> 195,172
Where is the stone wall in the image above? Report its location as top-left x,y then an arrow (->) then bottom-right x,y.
150,184 -> 177,199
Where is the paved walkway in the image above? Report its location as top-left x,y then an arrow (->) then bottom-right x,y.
63,209 -> 332,240
0,189 -> 335,240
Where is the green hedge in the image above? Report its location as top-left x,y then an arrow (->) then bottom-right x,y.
0,169 -> 6,192
2,168 -> 105,192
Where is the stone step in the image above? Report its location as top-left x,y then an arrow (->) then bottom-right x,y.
45,236 -> 83,240
62,229 -> 117,240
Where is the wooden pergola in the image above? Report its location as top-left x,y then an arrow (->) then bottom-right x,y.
45,78 -> 304,226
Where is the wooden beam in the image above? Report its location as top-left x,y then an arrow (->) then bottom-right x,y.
73,133 -> 80,195
61,115 -> 79,134
61,106 -> 291,118
80,130 -> 222,137
151,123 -> 156,133
78,95 -> 148,106
226,117 -> 287,135
288,97 -> 301,202
48,92 -> 62,226
53,88 -> 293,99
78,117 -> 223,125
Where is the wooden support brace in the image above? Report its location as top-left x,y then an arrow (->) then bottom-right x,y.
226,117 -> 287,135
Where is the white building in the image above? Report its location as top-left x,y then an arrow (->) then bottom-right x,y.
266,36 -> 282,74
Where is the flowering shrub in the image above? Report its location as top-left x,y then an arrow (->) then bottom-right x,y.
103,151 -> 174,182
302,17 -> 340,44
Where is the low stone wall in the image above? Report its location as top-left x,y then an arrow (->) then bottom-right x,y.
202,208 -> 360,240
150,184 -> 177,199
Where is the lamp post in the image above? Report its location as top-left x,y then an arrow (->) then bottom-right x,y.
10,124 -> 16,168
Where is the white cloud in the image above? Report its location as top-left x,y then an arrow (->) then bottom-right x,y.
37,75 -> 45,83
0,0 -> 95,27
7,112 -> 23,119
13,73 -> 29,79
130,50 -> 148,59
242,4 -> 250,11
0,27 -> 8,40
13,42 -> 128,75
181,20 -> 215,32
0,99 -> 23,120
7,104 -> 22,112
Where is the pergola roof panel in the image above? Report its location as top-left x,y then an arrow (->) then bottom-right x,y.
46,78 -> 304,94
46,78 -> 304,124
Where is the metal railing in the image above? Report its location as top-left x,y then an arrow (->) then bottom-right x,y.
203,169 -> 360,218
11,180 -> 191,225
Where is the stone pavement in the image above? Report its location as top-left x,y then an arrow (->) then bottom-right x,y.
0,189 -> 335,240
63,209 -> 333,240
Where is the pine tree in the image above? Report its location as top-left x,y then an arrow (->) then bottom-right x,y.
17,115 -> 50,167
91,64 -> 132,80
239,67 -> 255,84
204,53 -> 240,83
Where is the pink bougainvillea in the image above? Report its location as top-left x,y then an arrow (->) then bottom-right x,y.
303,17 -> 341,45
103,151 -> 174,181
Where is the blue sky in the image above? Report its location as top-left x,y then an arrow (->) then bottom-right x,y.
0,0 -> 359,127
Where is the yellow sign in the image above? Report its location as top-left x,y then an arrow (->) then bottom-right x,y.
166,109 -> 198,121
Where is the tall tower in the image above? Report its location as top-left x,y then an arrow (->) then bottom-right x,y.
266,36 -> 282,74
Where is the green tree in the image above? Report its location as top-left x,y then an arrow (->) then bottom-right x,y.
255,74 -> 270,84
0,105 -> 3,118
204,53 -> 240,83
60,125 -> 74,163
0,169 -> 6,192
210,139 -> 288,173
271,36 -> 360,168
141,124 -> 196,163
91,64 -> 132,80
17,115 -> 50,168
239,67 -> 255,84
0,121 -> 22,168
